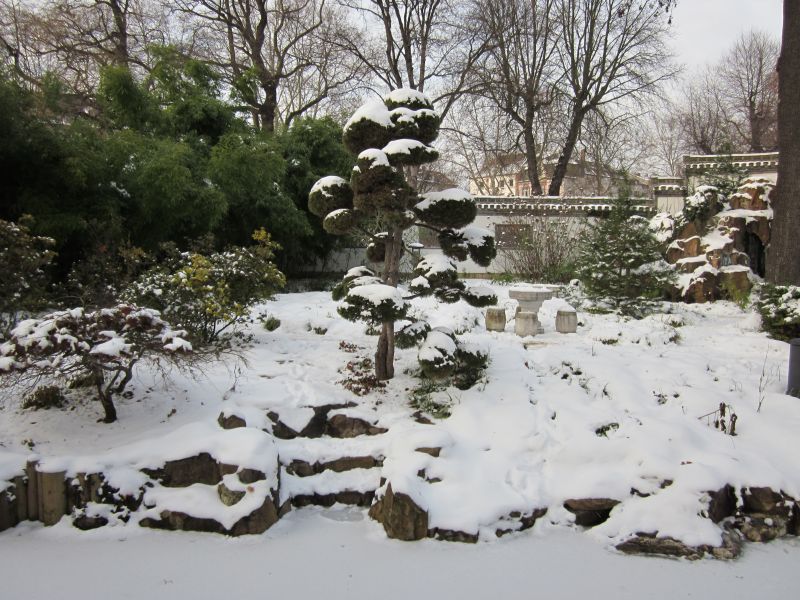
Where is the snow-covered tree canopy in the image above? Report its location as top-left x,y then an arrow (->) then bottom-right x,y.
0,304 -> 193,423
308,89 -> 498,379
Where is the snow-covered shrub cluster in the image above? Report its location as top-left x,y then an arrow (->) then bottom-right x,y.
309,89 -> 497,380
0,218 -> 55,335
757,284 -> 800,341
575,195 -> 674,316
123,229 -> 285,345
682,186 -> 722,224
0,304 -> 193,422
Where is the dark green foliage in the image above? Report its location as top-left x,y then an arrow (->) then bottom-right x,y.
323,209 -> 359,235
338,285 -> 408,326
308,177 -> 354,218
278,117 -> 354,267
343,116 -> 393,155
366,238 -> 387,262
418,327 -> 458,378
461,286 -> 498,308
467,234 -> 497,267
383,141 -> 439,167
0,218 -> 56,332
439,230 -> 469,261
757,284 -> 800,341
576,193 -> 675,315
209,132 -> 311,254
414,191 -> 477,229
396,320 -> 432,349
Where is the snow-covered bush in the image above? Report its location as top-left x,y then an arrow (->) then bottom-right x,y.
576,195 -> 675,316
757,284 -> 800,341
0,218 -> 56,335
0,304 -> 192,422
123,229 -> 285,345
682,186 -> 722,224
309,89 -> 497,380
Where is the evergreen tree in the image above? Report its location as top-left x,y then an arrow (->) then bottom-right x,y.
309,89 -> 497,380
575,192 -> 675,316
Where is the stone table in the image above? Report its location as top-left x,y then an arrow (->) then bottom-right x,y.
509,286 -> 554,335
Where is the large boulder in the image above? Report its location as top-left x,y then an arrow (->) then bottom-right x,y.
369,483 -> 428,541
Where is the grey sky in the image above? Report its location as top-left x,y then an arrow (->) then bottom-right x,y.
668,0 -> 783,73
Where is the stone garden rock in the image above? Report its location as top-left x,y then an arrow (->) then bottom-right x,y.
616,530 -> 742,560
369,483 -> 428,541
564,498 -> 620,527
326,413 -> 387,438
736,514 -> 788,542
217,412 -> 246,430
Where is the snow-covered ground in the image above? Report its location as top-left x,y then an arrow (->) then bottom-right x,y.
1,284 -> 799,598
1,507 -> 799,600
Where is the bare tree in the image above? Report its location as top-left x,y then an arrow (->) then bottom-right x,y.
677,70 -> 732,154
719,30 -> 779,153
470,0 -> 558,195
0,0 -> 173,102
439,96 -> 520,195
176,0 -> 359,131
339,0 -> 486,118
647,101 -> 687,177
547,0 -> 674,195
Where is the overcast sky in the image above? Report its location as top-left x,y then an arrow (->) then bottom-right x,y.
667,0 -> 783,74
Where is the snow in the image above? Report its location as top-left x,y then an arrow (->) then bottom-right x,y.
418,329 -> 457,363
357,148 -> 391,168
459,225 -> 493,246
310,176 -> 348,197
415,188 -> 472,211
344,101 -> 392,130
383,88 -> 432,106
381,139 -> 429,156
2,509 -> 797,600
415,254 -> 456,277
347,283 -> 405,308
1,285 -> 800,590
89,334 -> 130,357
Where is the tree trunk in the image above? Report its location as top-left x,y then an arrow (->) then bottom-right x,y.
94,372 -> 117,423
548,103 -> 586,196
523,122 -> 543,195
375,228 -> 403,380
258,80 -> 278,132
767,1 -> 800,285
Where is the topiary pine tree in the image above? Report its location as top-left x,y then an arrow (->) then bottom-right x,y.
309,89 -> 497,380
575,189 -> 676,316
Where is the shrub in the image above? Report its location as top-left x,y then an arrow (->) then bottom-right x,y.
123,229 -> 285,344
0,217 -> 56,335
0,304 -> 193,422
22,385 -> 66,410
575,193 -> 675,316
757,284 -> 800,341
499,216 -> 583,283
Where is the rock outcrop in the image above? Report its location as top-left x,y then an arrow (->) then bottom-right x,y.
655,179 -> 773,303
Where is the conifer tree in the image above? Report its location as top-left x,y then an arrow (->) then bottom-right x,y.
309,89 -> 497,380
575,191 -> 675,316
